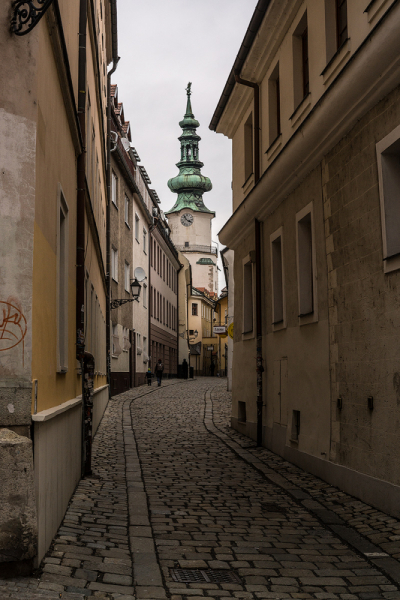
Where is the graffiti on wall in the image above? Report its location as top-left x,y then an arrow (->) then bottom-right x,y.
0,300 -> 27,352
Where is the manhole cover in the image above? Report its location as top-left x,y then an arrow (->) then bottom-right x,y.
261,502 -> 287,513
170,568 -> 241,583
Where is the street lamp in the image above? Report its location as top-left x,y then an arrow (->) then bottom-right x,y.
111,278 -> 141,309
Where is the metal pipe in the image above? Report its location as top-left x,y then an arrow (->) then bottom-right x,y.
234,73 -> 260,183
255,218 -> 264,446
77,0 -> 87,478
106,3 -> 119,395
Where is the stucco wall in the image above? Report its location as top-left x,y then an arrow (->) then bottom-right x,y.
323,83 -> 400,483
0,3 -> 38,427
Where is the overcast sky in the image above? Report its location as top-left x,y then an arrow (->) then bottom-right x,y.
115,0 -> 257,287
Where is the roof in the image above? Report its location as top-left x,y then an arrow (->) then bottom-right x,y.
209,0 -> 271,132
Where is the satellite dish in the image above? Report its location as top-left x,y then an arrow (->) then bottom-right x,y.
134,267 -> 146,282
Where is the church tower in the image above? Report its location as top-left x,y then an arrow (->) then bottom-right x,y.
166,83 -> 218,294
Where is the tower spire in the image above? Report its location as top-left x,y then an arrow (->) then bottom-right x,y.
166,83 -> 214,215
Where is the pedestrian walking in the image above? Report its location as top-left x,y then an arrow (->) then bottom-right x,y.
210,361 -> 215,377
155,359 -> 164,386
145,368 -> 152,386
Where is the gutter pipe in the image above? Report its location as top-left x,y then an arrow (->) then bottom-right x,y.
106,0 -> 119,396
234,73 -> 264,447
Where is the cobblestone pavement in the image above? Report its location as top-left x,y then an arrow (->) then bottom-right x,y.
2,378 -> 400,600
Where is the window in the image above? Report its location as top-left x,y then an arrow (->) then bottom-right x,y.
112,323 -> 122,356
297,204 -> 316,319
57,186 -> 69,373
243,259 -> 253,334
111,247 -> 118,282
271,229 -> 285,327
143,283 -> 147,309
125,195 -> 129,226
268,63 -> 281,145
291,410 -> 301,441
124,262 -> 130,293
143,229 -> 147,254
150,286 -> 153,316
325,0 -> 348,62
112,170 -> 117,206
293,13 -> 309,109
244,113 -> 253,183
163,297 -> 165,324
135,213 -> 140,242
336,0 -> 347,49
122,327 -> 130,352
376,125 -> 400,273
184,241 -> 189,247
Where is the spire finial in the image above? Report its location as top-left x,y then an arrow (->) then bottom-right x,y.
186,82 -> 192,96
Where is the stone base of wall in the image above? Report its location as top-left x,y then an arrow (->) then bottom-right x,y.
0,429 -> 37,568
231,417 -> 400,519
33,387 -> 109,565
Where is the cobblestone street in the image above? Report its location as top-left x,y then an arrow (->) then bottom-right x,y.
2,378 -> 400,599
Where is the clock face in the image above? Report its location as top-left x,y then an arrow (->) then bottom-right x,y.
181,213 -> 194,227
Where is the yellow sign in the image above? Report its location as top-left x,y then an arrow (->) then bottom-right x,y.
227,322 -> 234,339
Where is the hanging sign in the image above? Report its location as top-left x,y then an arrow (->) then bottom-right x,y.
227,322 -> 234,339
213,326 -> 227,335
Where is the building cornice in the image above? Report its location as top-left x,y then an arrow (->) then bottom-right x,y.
219,1 -> 400,248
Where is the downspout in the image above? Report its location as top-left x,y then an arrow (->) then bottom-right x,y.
106,0 -> 119,396
77,0 -> 87,477
234,72 -> 260,182
234,73 -> 264,446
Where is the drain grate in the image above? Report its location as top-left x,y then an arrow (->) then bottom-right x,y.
170,568 -> 241,583
261,502 -> 287,513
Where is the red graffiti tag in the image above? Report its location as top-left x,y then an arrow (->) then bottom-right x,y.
0,301 -> 27,351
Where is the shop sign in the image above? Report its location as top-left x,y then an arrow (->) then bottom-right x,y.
213,326 -> 227,335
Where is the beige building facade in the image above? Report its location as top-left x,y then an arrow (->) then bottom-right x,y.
0,0 -> 117,570
212,0 -> 400,516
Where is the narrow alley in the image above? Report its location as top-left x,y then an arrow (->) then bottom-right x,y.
3,379 -> 400,600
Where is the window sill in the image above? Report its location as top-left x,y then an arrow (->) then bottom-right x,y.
265,134 -> 282,162
272,320 -> 286,332
383,254 -> 400,274
289,438 -> 299,445
290,93 -> 312,128
298,311 -> 318,326
112,277 -> 118,283
112,202 -> 118,210
125,222 -> 130,229
242,330 -> 255,341
321,38 -> 351,87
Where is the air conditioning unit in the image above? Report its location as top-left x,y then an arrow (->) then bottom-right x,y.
143,353 -> 149,364
137,347 -> 142,355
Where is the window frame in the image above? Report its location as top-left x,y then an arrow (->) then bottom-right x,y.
270,228 -> 286,331
56,184 -> 69,373
296,202 -> 318,324
376,124 -> 400,274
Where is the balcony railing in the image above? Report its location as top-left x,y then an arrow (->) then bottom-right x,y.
176,244 -> 218,256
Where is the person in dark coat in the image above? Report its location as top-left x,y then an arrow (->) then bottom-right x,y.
145,368 -> 152,386
155,359 -> 164,386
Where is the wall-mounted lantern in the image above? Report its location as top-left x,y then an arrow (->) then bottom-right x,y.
111,278 -> 141,310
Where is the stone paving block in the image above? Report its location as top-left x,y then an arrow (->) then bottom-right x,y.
88,582 -> 134,594
102,572 -> 132,585
134,553 -> 163,586
135,586 -> 167,598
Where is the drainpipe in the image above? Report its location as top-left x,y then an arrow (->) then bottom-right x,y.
235,73 -> 264,446
106,0 -> 119,396
77,0 -> 87,477
255,219 -> 264,446
234,72 -> 260,183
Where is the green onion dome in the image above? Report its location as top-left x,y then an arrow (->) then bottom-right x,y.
166,83 -> 214,216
